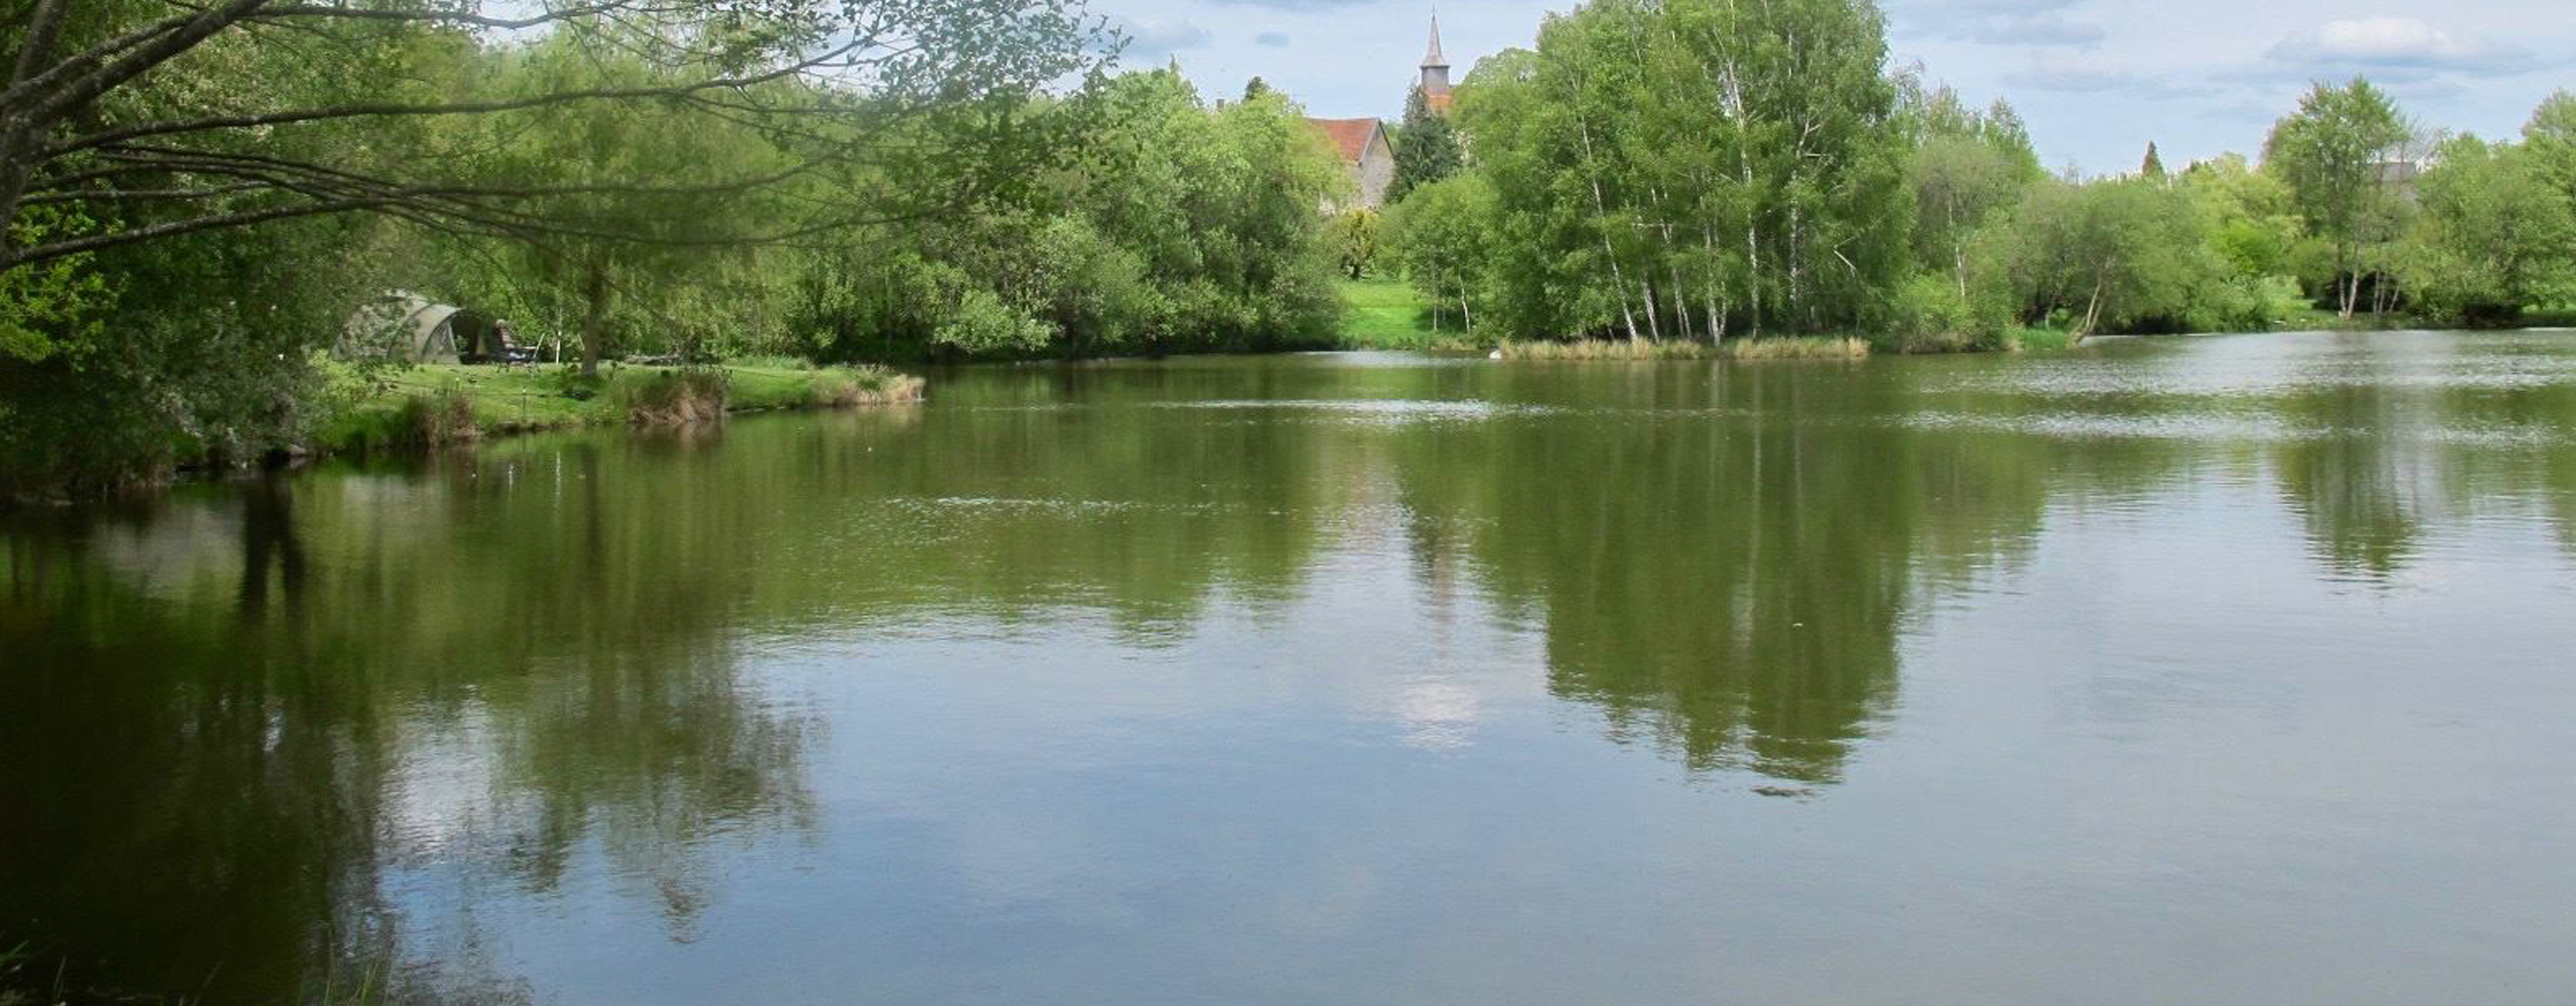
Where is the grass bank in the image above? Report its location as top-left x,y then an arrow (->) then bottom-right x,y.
1498,335 -> 1872,361
317,362 -> 922,453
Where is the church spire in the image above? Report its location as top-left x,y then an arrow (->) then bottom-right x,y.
1419,11 -> 1452,111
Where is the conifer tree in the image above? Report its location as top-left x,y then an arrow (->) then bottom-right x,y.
1389,86 -> 1464,203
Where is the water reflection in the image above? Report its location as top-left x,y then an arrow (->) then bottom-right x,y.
5,331 -> 2576,1003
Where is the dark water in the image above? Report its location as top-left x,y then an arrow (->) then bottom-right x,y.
6,331 -> 2575,1005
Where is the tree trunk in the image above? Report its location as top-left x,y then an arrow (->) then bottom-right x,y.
2337,244 -> 2359,320
578,256 -> 612,377
2078,272 -> 2106,340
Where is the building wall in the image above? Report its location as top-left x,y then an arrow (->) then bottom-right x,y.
1354,129 -> 1395,209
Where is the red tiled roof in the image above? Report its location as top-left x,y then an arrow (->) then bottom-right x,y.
1305,117 -> 1381,164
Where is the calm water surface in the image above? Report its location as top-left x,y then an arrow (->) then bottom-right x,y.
6,331 -> 2575,1005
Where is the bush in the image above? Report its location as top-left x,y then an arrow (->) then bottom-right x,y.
612,368 -> 731,425
1886,273 -> 2006,352
398,384 -> 480,445
2188,273 -> 2308,331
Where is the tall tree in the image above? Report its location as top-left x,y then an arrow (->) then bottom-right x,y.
1984,176 -> 2216,338
1385,173 -> 1498,331
2263,78 -> 2409,318
2400,134 -> 2576,325
2141,142 -> 2166,179
0,0 -> 1104,277
1904,85 -> 2041,302
1389,85 -> 1463,203
1456,0 -> 1909,341
2524,91 -> 2576,264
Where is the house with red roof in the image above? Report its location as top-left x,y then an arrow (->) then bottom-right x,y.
1302,17 -> 1451,212
1306,117 -> 1394,211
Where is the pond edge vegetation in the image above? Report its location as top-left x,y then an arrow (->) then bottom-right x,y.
313,363 -> 922,455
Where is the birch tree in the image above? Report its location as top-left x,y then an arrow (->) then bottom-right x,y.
2264,78 -> 2409,319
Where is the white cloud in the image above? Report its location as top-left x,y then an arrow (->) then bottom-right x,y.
1254,31 -> 1292,48
1891,0 -> 2105,48
1207,0 -> 1381,9
2004,59 -> 2158,93
1972,13 -> 2106,47
2266,15 -> 2544,77
1108,16 -> 1214,62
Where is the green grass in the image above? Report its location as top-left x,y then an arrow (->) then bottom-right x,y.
2007,327 -> 2074,351
318,361 -> 922,455
1335,276 -> 1483,350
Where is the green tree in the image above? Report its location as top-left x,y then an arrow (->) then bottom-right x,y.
1903,85 -> 2042,304
0,0 -> 1103,276
2263,78 -> 2410,318
1385,173 -> 1499,332
1328,209 -> 1383,280
1984,176 -> 2223,337
1389,85 -> 1464,203
2525,91 -> 2576,276
2400,135 -> 2576,325
1455,0 -> 1911,342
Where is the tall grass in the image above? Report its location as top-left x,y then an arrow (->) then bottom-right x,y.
806,366 -> 926,408
1497,339 -> 1719,360
612,368 -> 731,425
1722,336 -> 1871,360
2006,327 -> 2074,351
1497,336 -> 1870,361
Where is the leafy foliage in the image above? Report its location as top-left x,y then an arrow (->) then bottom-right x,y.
2265,79 -> 2413,317
2400,135 -> 2576,325
1454,0 -> 1911,341
1389,85 -> 1464,203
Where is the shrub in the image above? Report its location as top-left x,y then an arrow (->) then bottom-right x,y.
1723,337 -> 1872,361
613,368 -> 731,425
398,384 -> 480,445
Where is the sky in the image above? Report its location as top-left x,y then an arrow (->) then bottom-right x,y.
1089,0 -> 2576,174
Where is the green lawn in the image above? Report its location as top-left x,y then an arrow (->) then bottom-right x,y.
1336,276 -> 1483,349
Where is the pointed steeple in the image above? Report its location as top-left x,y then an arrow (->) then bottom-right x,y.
1419,11 -> 1452,112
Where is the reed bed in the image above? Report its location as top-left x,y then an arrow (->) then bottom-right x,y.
1497,336 -> 1872,361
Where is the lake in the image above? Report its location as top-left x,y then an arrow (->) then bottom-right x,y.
5,331 -> 2575,1005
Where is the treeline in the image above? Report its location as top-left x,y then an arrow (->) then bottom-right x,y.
1377,0 -> 2576,347
425,64 -> 1346,369
771,71 -> 1344,363
0,0 -> 1349,492
8,0 -> 2576,492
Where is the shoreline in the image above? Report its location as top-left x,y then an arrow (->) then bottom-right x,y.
314,362 -> 924,457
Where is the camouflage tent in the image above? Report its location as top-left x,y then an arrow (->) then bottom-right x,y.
339,292 -> 513,364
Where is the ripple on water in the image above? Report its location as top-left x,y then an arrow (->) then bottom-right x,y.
1896,410 -> 2576,448
1148,399 -> 1562,424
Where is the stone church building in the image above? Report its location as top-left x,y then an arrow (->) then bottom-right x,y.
1307,17 -> 1451,211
